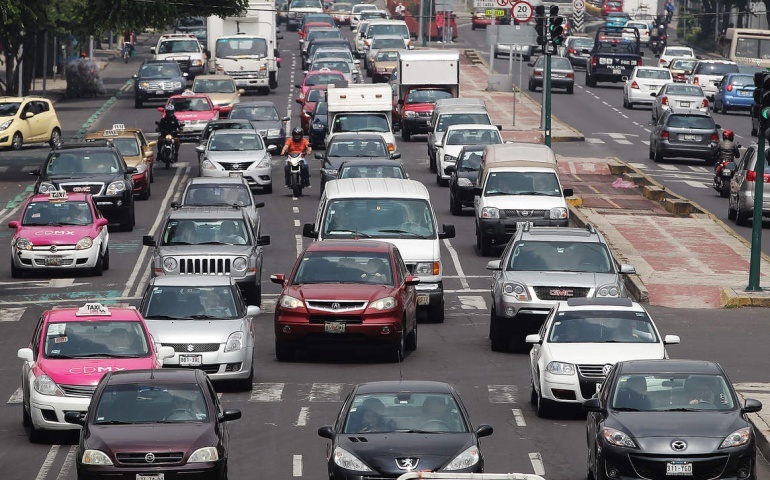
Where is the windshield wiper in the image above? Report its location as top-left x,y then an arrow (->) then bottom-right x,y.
659,408 -> 697,412
198,241 -> 230,245
95,420 -> 135,425
392,429 -> 441,433
146,315 -> 183,320
46,353 -> 80,359
188,314 -> 219,319
517,191 -> 552,196
612,407 -> 642,411
327,230 -> 372,237
377,229 -> 429,239
166,241 -> 192,245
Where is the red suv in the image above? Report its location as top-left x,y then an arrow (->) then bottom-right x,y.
601,0 -> 624,18
271,240 -> 419,362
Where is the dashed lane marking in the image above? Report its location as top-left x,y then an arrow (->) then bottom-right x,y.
488,385 -> 518,403
293,455 -> 303,477
295,234 -> 303,257
458,295 -> 487,310
689,166 -> 710,173
7,387 -> 22,404
296,407 -> 310,426
512,408 -> 527,427
249,382 -> 285,402
55,446 -> 77,480
308,383 -> 344,402
585,138 -> 605,144
35,445 -> 60,480
529,452 -> 546,476
294,219 -> 300,227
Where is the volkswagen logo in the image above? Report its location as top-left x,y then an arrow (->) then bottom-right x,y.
331,303 -> 340,310
49,245 -> 57,253
671,440 -> 687,451
145,453 -> 155,463
602,364 -> 613,376
395,458 -> 419,470
187,344 -> 195,352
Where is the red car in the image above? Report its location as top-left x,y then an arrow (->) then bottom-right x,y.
601,0 -> 624,18
271,240 -> 419,361
295,68 -> 347,104
300,85 -> 328,133
299,21 -> 336,41
471,8 -> 498,29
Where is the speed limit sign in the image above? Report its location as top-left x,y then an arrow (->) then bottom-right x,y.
573,0 -> 585,10
511,0 -> 533,22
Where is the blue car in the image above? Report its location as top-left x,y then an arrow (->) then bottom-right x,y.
714,73 -> 755,114
309,100 -> 329,148
605,12 -> 631,28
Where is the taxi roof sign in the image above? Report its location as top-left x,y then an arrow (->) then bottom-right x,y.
48,191 -> 68,202
112,124 -> 126,131
76,303 -> 112,316
102,129 -> 120,137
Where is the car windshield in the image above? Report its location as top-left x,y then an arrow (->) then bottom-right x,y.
376,51 -> 399,61
194,79 -> 236,93
332,113 -> 390,133
216,37 -> 268,57
0,102 -> 21,116
44,321 -> 150,358
406,89 -> 454,104
343,393 -> 468,433
696,63 -> 739,75
94,383 -> 209,424
666,48 -> 692,57
46,152 -> 122,176
169,97 -> 211,112
437,113 -> 491,132
292,251 -> 393,284
162,219 -> 250,245
667,115 -> 714,129
484,171 -> 562,197
332,3 -> 350,11
143,285 -> 240,319
323,198 -> 435,238
548,311 -> 659,343
670,59 -> 697,70
367,24 -> 409,39
316,50 -> 353,62
306,73 -> 347,86
353,4 -> 377,12
208,133 -> 264,151
328,139 -> 388,156
664,84 -> 703,96
571,38 -> 594,49
339,164 -> 405,179
158,40 -> 199,54
309,30 -> 342,42
230,105 -> 280,121
729,75 -> 754,86
307,89 -> 326,102
610,374 -> 736,411
507,240 -> 614,272
292,0 -> 322,7
373,38 -> 404,49
184,184 -> 252,207
445,128 -> 502,145
23,200 -> 93,226
316,102 -> 328,115
458,151 -> 482,170
139,64 -> 181,78
636,69 -> 671,79
109,137 -> 141,157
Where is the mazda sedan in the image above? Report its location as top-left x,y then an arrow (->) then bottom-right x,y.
584,359 -> 762,480
318,381 -> 493,480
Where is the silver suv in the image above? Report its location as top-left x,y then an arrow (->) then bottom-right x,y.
727,143 -> 770,226
485,223 -> 636,352
142,206 -> 270,305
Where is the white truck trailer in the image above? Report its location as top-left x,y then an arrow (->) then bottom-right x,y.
326,83 -> 397,152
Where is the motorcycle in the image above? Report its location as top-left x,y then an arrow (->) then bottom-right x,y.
650,37 -> 666,56
713,144 -> 741,198
287,152 -> 305,197
155,122 -> 178,170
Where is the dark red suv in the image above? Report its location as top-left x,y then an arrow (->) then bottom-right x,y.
271,240 -> 419,362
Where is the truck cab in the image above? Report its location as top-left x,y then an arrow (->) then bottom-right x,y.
151,34 -> 207,81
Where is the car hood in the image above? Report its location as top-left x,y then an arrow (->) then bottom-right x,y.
249,120 -> 283,131
375,61 -> 397,69
545,342 -> 665,365
145,319 -> 244,343
16,225 -> 100,246
337,432 -> 475,473
205,150 -> 268,163
87,423 -> 213,453
157,245 -> 254,255
502,270 -> 620,288
203,93 -> 239,106
288,283 -> 394,303
36,357 -> 156,386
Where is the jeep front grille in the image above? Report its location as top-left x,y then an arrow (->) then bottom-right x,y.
179,257 -> 232,275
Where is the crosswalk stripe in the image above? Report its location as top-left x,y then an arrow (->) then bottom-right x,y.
586,138 -> 605,144
658,164 -> 680,171
249,382 -> 285,402
296,407 -> 310,426
0,307 -> 26,322
308,383 -> 344,402
458,295 -> 487,310
0,166 -> 8,173
615,139 -> 633,145
7,387 -> 22,404
488,385 -> 518,403
688,166 -> 710,173
640,140 -> 650,146
682,180 -> 708,188
35,445 -> 59,480
628,163 -> 647,169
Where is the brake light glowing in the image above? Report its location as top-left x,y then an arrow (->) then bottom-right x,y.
710,133 -> 718,142
568,48 -> 576,54
637,58 -> 643,66
631,81 -> 639,89
592,57 -> 598,66
726,84 -> 733,91
661,96 -> 668,105
534,71 -> 543,77
702,99 -> 709,108
660,131 -> 669,139
693,77 -> 699,85
567,72 -> 574,78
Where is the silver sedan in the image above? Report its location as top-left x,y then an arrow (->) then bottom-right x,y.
651,83 -> 709,122
195,130 -> 277,193
308,57 -> 361,84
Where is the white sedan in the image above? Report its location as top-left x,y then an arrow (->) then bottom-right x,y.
435,124 -> 502,186
623,66 -> 673,108
526,297 -> 680,417
658,45 -> 695,68
622,21 -> 651,45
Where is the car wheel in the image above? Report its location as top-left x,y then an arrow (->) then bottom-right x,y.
751,122 -> 758,136
275,341 -> 294,362
720,181 -> 730,198
566,85 -> 574,94
653,147 -> 663,163
139,181 -> 151,200
92,251 -> 104,276
149,164 -> 154,183
622,95 -> 628,108
11,132 -> 23,150
489,307 -> 508,352
721,102 -> 728,115
728,199 -> 737,220
405,322 -> 417,351
135,98 -> 142,109
49,128 -> 61,147
648,143 -> 654,160
10,260 -> 23,279
390,329 -> 405,362
236,357 -> 255,391
102,246 -> 110,271
24,401 -> 45,443
528,79 -> 536,92
586,442 -> 596,480
535,386 -> 553,418
429,154 -> 437,173
472,24 -> 477,30
247,283 -> 261,307
402,127 -> 411,142
121,206 -> 135,232
450,192 -> 461,215
736,200 -> 751,226
427,296 -> 445,323
479,229 -> 492,256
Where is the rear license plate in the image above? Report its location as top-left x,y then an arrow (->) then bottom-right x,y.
229,171 -> 243,177
612,69 -> 622,75
679,134 -> 702,141
739,91 -> 752,96
666,461 -> 692,476
137,475 -> 164,480
45,256 -> 63,266
179,354 -> 202,366
324,322 -> 346,333
679,101 -> 690,108
417,294 -> 430,306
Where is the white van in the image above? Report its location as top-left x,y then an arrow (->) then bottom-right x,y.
474,144 -> 573,256
303,178 -> 456,322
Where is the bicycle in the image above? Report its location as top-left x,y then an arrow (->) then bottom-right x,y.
122,42 -> 132,63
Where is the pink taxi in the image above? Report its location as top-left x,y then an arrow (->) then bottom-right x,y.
17,303 -> 175,442
295,68 -> 347,104
160,92 -> 220,141
9,192 -> 110,277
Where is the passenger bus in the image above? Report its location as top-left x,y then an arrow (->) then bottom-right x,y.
723,28 -> 770,68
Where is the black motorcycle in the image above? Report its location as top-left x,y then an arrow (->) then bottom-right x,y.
713,144 -> 741,198
155,122 -> 178,170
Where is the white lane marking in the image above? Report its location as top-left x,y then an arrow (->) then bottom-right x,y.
628,162 -> 647,169
49,278 -> 74,287
643,128 -> 651,133
689,166 -> 710,173
0,166 -> 7,172
443,238 -> 469,289
55,445 -> 78,480
21,165 -> 38,173
7,387 -> 22,404
632,121 -> 641,126
512,408 -> 527,427
296,407 -> 310,426
35,445 -> 60,480
488,385 -> 518,403
296,234 -> 303,257
658,164 -> 680,171
0,307 -> 26,322
218,392 -> 223,399
294,219 -> 300,227
620,114 -> 629,118
612,108 -> 620,112
602,101 -> 610,106
586,138 -> 605,144
640,140 -> 650,146
615,139 -> 633,145
249,382 -> 285,402
445,288 -> 489,293
309,383 -> 344,402
293,206 -> 300,214
529,452 -> 546,476
682,180 -> 708,188
293,455 -> 303,477
458,295 -> 486,310
608,133 -> 629,139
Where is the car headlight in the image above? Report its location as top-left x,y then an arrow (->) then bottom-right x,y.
188,446 -> 219,463
444,154 -> 456,164
413,262 -> 435,275
404,111 -> 417,118
133,162 -> 147,174
601,427 -> 637,448
442,445 -> 480,471
596,283 -> 621,297
502,282 -> 529,301
15,237 -> 33,251
549,207 -> 568,219
224,331 -> 244,352
33,374 -> 64,396
0,119 -> 12,131
201,159 -> 218,170
369,296 -> 396,310
232,257 -> 248,271
190,59 -> 203,67
38,182 -> 57,194
481,207 -> 499,219
82,450 -> 113,465
279,295 -> 305,309
162,257 -> 178,272
253,156 -> 271,169
76,237 -> 93,250
267,129 -> 281,137
138,81 -> 150,90
333,447 -> 372,472
720,427 -> 752,448
313,120 -> 324,129
105,181 -> 126,196
457,178 -> 474,187
546,361 -> 576,375
172,81 -> 183,89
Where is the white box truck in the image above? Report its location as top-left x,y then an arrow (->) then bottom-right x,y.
206,0 -> 281,93
326,83 -> 397,152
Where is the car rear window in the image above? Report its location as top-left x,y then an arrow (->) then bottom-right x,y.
695,62 -> 739,75
729,75 -> 754,86
665,47 -> 692,57
667,115 -> 714,129
636,69 -> 671,79
665,85 -> 703,96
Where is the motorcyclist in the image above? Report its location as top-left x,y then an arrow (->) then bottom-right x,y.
157,104 -> 181,162
716,130 -> 740,174
281,127 -> 311,188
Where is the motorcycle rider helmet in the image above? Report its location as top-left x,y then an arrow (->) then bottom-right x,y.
292,127 -> 303,141
165,104 -> 175,114
723,130 -> 734,141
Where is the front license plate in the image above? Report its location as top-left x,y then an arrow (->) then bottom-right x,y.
679,134 -> 701,142
179,354 -> 202,366
155,90 -> 164,95
612,69 -> 622,75
666,461 -> 693,476
324,322 -> 346,333
45,256 -> 63,266
137,475 -> 164,480
417,294 -> 430,306
679,101 -> 690,108
229,171 -> 243,177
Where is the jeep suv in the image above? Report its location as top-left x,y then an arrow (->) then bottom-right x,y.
485,223 -> 636,352
33,142 -> 137,231
142,206 -> 271,305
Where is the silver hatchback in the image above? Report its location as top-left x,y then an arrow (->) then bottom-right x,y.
140,275 -> 260,391
728,144 -> 770,226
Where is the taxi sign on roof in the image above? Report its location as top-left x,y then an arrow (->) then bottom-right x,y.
76,303 -> 111,316
103,129 -> 120,137
48,191 -> 68,202
112,124 -> 125,131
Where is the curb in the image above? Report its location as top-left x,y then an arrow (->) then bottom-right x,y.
735,391 -> 770,463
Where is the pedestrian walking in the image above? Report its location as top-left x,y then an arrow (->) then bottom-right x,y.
665,0 -> 674,24
436,11 -> 444,43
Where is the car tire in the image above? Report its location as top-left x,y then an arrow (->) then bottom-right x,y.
139,181 -> 151,200
720,181 -> 730,198
472,24 -> 477,30
427,297 -> 445,323
10,261 -> 23,279
653,147 -> 663,163
49,128 -> 61,147
528,80 -> 536,92
489,307 -> 508,352
623,96 -> 628,108
648,144 -> 654,160
450,193 -> 462,215
429,154 -> 436,173
390,330 -> 405,362
479,230 -> 492,256
236,358 -> 255,391
530,380 -> 538,405
11,132 -> 23,150
728,197 -> 738,220
751,123 -> 758,136
275,341 -> 294,362
736,200 -> 751,226
120,206 -> 135,232
721,102 -> 728,115
135,98 -> 142,109
405,322 -> 417,351
23,402 -> 45,444
102,246 -> 110,271
92,251 -> 104,276
535,386 -> 553,418
566,85 -> 574,94
402,127 -> 411,142
247,283 -> 262,307
586,443 -> 596,480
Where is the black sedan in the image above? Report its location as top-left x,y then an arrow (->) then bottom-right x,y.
66,369 -> 241,480
228,101 -> 290,148
445,145 -> 483,215
584,359 -> 762,480
317,133 -> 401,192
318,381 -> 492,480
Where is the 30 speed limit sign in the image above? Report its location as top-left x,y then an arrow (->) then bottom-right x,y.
510,0 -> 533,22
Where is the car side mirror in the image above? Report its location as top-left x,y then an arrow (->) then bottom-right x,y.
295,84 -> 301,88
246,305 -> 261,317
404,275 -> 420,286
24,112 -> 34,119
126,167 -> 138,174
158,107 -> 165,112
157,346 -> 175,360
439,224 -> 455,240
282,116 -> 291,122
496,124 -> 502,131
475,424 -> 493,437
183,72 -> 189,78
257,235 -> 271,246
96,218 -> 109,228
318,425 -> 335,439
583,397 -> 603,412
444,165 -> 456,175
171,201 -> 181,208
527,61 -> 535,67
650,92 -> 657,97
17,347 -> 33,362
663,334 -> 680,345
8,221 -> 19,229
639,51 -> 644,56
64,411 -> 85,426
315,153 -> 323,159
270,273 -> 285,284
525,334 -> 542,344
238,89 -> 246,95
195,145 -> 205,153
620,264 -> 636,274
715,124 -> 721,130
742,398 -> 763,414
29,168 -> 41,176
254,202 -> 265,209
219,409 -> 242,422
267,144 -> 278,152
473,186 -> 482,196
563,188 -> 573,197
150,47 -> 156,54
303,223 -> 318,239
397,99 -> 404,105
695,55 -> 702,60
486,260 -> 502,271
142,235 -> 156,247
391,153 -> 401,159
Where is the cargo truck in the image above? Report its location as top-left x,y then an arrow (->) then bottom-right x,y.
326,83 -> 397,152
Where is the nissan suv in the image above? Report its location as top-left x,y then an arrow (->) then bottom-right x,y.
151,33 -> 207,80
485,223 -> 636,352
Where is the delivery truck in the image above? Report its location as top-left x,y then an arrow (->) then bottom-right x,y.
326,83 -> 397,152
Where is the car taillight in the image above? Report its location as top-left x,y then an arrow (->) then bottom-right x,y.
567,72 -> 574,78
747,171 -> 757,182
661,96 -> 668,105
693,77 -> 699,85
726,84 -> 733,92
568,48 -> 576,54
631,81 -> 639,89
637,58 -> 643,66
710,133 -> 718,142
592,57 -> 598,66
660,58 -> 666,65
534,71 -> 542,77
660,131 -> 669,139
702,99 -> 709,108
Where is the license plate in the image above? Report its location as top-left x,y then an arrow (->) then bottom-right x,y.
137,475 -> 164,480
45,256 -> 63,266
155,90 -> 164,95
679,134 -> 701,141
612,69 -> 622,75
552,73 -> 564,78
679,101 -> 690,108
417,294 -> 429,306
179,354 -> 202,366
229,171 -> 243,177
739,91 -> 752,96
722,169 -> 732,175
324,322 -> 346,333
666,461 -> 692,476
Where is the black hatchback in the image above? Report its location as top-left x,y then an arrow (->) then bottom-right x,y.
318,381 -> 493,480
33,142 -> 137,231
445,145 -> 484,215
133,60 -> 188,109
584,359 -> 762,480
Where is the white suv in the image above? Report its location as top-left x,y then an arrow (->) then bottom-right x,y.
688,60 -> 739,100
151,33 -> 206,81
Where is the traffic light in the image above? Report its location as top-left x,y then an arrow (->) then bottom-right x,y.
548,5 -> 564,47
756,72 -> 770,129
535,5 -> 546,47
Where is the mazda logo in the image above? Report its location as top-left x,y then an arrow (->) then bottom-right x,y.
145,453 -> 155,463
331,303 -> 340,310
671,440 -> 687,451
602,364 -> 613,376
49,246 -> 57,253
395,458 -> 419,470
187,344 -> 195,352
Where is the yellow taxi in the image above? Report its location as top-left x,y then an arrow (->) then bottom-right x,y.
0,96 -> 62,150
191,75 -> 244,118
84,125 -> 155,200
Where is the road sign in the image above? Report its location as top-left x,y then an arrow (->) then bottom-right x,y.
511,1 -> 533,23
474,0 -> 497,7
495,0 -> 508,8
572,9 -> 585,32
486,9 -> 508,16
573,0 -> 585,10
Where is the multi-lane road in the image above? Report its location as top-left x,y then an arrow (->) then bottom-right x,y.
1,18 -> 770,480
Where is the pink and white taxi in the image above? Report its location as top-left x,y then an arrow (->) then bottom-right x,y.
17,303 -> 175,442
159,92 -> 220,141
9,192 -> 110,277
